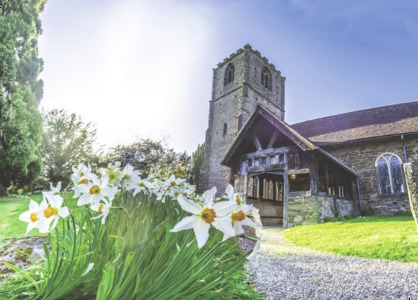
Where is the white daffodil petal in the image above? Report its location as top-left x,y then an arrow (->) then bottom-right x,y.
242,217 -> 257,229
101,176 -> 109,187
54,195 -> 64,208
212,217 -> 235,237
82,263 -> 94,277
43,192 -> 53,205
233,221 -> 245,235
77,184 -> 90,193
77,193 -> 92,206
19,210 -> 31,222
225,184 -> 234,198
202,187 -> 217,207
37,220 -> 50,233
58,207 -> 70,219
193,221 -> 210,248
40,199 -> 48,210
177,195 -> 202,214
171,215 -> 200,232
213,201 -> 237,217
26,221 -> 38,235
49,217 -> 60,232
29,200 -> 39,211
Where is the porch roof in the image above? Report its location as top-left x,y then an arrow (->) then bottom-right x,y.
221,105 -> 358,176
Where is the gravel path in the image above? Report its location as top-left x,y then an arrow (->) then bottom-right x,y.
248,228 -> 418,300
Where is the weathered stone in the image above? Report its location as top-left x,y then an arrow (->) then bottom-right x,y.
199,45 -> 285,194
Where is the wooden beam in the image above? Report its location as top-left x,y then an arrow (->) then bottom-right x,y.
267,131 -> 279,149
283,166 -> 289,229
253,136 -> 263,151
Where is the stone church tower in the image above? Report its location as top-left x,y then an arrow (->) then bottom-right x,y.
199,45 -> 286,193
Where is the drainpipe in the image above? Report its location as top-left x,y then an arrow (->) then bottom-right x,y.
356,176 -> 362,211
401,134 -> 408,163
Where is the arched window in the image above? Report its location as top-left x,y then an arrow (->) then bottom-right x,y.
223,123 -> 227,135
224,63 -> 235,85
375,153 -> 405,194
261,67 -> 272,90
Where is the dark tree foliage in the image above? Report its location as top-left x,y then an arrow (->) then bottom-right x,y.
102,139 -> 190,179
188,143 -> 205,186
0,0 -> 46,193
37,109 -> 98,189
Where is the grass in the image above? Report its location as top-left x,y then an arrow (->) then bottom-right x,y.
0,192 -> 83,242
284,215 -> 418,263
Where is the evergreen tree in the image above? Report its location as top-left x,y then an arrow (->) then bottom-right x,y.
188,143 -> 205,186
0,0 -> 45,193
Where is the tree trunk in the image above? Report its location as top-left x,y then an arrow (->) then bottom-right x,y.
403,163 -> 418,232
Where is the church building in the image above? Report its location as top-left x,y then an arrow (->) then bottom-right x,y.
199,45 -> 418,228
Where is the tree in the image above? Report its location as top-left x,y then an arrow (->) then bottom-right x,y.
0,0 -> 46,193
102,139 -> 190,179
188,143 -> 205,186
38,109 -> 98,188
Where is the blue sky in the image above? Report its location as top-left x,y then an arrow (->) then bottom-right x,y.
38,0 -> 418,153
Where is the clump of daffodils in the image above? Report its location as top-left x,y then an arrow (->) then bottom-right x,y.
20,162 -> 262,250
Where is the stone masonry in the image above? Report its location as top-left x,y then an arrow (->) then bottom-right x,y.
324,135 -> 418,215
199,45 -> 286,194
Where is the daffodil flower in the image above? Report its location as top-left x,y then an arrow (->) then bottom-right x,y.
224,184 -> 262,237
105,162 -> 122,187
230,205 -> 258,236
120,164 -> 141,190
171,187 -> 236,248
91,199 -> 112,224
50,182 -> 61,195
19,199 -> 47,234
225,184 -> 245,205
133,176 -> 154,196
164,174 -> 186,190
77,174 -> 118,206
40,192 -> 70,233
72,164 -> 92,198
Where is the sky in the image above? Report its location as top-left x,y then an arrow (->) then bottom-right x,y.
38,0 -> 418,153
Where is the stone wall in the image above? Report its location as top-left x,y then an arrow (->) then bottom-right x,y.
199,45 -> 286,194
287,194 -> 354,227
324,136 -> 418,214
247,199 -> 284,226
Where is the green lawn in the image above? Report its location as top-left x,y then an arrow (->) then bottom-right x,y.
0,192 -> 83,242
284,216 -> 418,263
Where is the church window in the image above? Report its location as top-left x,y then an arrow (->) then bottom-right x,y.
375,153 -> 405,194
261,67 -> 272,90
224,63 -> 235,85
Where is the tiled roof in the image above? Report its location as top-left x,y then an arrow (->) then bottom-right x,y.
291,101 -> 418,145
